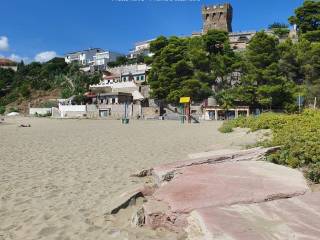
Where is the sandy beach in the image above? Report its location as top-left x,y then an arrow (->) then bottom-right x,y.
0,117 -> 260,240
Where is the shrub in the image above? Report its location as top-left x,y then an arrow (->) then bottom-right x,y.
39,101 -> 57,108
218,121 -> 235,133
307,163 -> 320,183
8,107 -> 19,113
219,109 -> 320,183
0,106 -> 5,115
19,84 -> 31,98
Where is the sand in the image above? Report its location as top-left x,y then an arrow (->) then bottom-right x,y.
0,117 -> 260,240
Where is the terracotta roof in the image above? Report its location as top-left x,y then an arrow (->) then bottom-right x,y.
0,58 -> 17,66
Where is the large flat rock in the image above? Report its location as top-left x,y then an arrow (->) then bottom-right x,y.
187,192 -> 320,240
152,147 -> 280,184
153,161 -> 309,213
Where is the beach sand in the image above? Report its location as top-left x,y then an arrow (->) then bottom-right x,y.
0,117 -> 260,240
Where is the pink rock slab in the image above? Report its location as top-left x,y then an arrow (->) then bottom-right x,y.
187,192 -> 320,240
153,161 -> 309,214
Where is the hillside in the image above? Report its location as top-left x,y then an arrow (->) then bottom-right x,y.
0,58 -> 101,114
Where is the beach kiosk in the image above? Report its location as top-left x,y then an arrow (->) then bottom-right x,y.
179,97 -> 191,124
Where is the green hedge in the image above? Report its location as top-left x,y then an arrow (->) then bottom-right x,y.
219,110 -> 320,183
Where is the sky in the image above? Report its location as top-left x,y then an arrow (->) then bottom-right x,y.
0,0 -> 304,63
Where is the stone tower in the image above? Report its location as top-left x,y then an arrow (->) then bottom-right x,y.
202,3 -> 233,33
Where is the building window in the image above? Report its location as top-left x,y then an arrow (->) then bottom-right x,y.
140,75 -> 144,81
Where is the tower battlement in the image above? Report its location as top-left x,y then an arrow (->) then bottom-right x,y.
202,3 -> 233,33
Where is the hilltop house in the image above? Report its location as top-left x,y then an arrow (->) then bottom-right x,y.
65,48 -> 123,69
128,39 -> 155,59
0,58 -> 17,71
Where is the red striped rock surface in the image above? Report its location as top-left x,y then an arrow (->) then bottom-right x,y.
187,192 -> 320,240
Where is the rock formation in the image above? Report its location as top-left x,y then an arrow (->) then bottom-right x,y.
110,147 -> 320,239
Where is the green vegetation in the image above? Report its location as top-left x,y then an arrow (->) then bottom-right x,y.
148,1 -> 320,111
107,54 -> 147,67
289,0 -> 320,42
0,105 -> 5,115
8,106 -> 19,113
148,31 -> 235,103
0,58 -> 101,107
148,30 -> 304,110
219,110 -> 320,183
268,22 -> 290,38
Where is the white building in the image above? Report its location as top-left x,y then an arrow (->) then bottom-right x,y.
129,39 -> 155,59
93,51 -> 123,67
89,64 -> 149,100
65,48 -> 123,67
65,48 -> 103,65
0,58 -> 18,71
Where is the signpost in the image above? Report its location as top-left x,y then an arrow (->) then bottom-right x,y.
297,94 -> 304,113
122,101 -> 129,124
179,97 -> 191,124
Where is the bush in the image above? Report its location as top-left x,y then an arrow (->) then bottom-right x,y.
0,106 -> 5,115
39,101 -> 57,108
19,84 -> 31,98
219,109 -> 320,183
8,107 -> 19,113
307,163 -> 320,183
218,121 -> 235,133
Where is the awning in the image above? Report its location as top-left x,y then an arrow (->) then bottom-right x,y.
132,90 -> 144,101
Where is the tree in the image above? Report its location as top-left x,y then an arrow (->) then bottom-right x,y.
230,32 -> 299,111
246,32 -> 279,69
148,33 -> 215,103
203,30 -> 229,55
150,36 -> 168,55
268,22 -> 290,38
289,1 -> 320,41
289,1 -> 320,33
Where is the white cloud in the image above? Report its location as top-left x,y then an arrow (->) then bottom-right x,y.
0,36 -> 9,51
8,54 -> 30,63
34,51 -> 57,63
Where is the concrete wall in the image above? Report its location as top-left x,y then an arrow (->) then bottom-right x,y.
99,104 -> 142,119
51,107 -> 61,118
0,66 -> 17,71
59,105 -> 86,112
29,108 -> 52,116
142,107 -> 159,119
54,104 -> 160,120
58,105 -> 87,118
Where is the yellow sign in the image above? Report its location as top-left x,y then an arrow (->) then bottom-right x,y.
179,97 -> 190,103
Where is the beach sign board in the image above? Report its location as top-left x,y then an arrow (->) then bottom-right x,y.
180,97 -> 190,103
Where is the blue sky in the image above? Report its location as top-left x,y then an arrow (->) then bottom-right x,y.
0,0 -> 304,63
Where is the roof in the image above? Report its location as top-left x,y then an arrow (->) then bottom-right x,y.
0,58 -> 17,66
132,90 -> 144,100
135,38 -> 156,46
99,92 -> 132,97
65,48 -> 104,55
